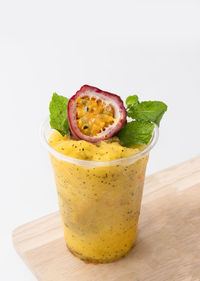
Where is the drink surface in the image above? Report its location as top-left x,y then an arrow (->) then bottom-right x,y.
49,130 -> 149,263
48,131 -> 145,161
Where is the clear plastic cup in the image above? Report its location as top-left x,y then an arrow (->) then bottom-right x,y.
41,119 -> 158,263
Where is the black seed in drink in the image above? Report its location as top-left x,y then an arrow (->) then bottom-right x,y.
85,106 -> 89,112
83,125 -> 88,130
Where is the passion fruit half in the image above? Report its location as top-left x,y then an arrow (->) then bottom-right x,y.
68,85 -> 127,143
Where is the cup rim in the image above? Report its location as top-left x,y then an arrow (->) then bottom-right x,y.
40,118 -> 159,167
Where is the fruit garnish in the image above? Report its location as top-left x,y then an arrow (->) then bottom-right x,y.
67,85 -> 127,143
49,88 -> 167,147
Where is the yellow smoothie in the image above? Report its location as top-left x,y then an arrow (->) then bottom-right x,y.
49,130 -> 149,263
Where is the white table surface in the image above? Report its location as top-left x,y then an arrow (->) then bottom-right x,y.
0,0 -> 200,280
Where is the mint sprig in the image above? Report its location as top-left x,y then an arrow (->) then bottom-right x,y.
49,93 -> 69,136
117,95 -> 167,147
48,91 -> 167,147
117,120 -> 155,146
126,95 -> 167,127
126,95 -> 139,107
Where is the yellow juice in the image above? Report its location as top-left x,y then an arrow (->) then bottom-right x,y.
48,131 -> 149,263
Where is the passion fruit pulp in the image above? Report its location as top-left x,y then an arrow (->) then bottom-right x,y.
68,85 -> 127,143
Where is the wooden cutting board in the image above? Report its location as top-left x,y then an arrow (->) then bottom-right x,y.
12,157 -> 200,281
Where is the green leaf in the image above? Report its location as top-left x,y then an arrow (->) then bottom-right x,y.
127,100 -> 167,126
126,95 -> 139,107
49,93 -> 69,136
117,120 -> 155,147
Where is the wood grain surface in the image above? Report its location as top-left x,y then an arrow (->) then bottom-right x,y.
13,157 -> 200,281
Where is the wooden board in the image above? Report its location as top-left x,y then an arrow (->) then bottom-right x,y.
12,157 -> 200,281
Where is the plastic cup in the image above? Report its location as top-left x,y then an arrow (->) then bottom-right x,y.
41,119 -> 158,263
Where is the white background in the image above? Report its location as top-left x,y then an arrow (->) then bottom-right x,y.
0,0 -> 200,280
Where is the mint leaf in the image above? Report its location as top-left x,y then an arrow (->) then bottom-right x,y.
117,120 -> 155,146
126,95 -> 139,107
49,93 -> 69,136
123,95 -> 167,146
127,100 -> 167,126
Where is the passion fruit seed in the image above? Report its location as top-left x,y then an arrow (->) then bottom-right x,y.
76,96 -> 115,137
